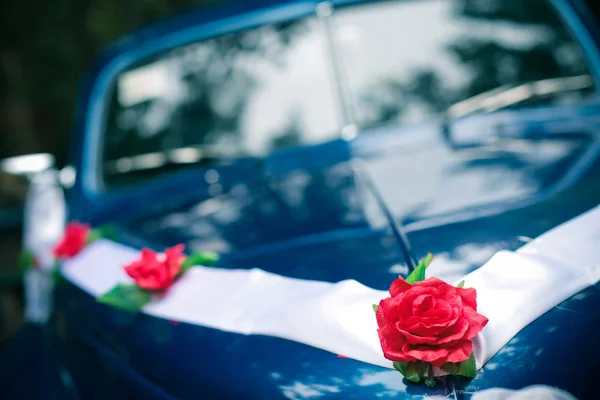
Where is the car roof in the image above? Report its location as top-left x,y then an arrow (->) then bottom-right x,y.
96,0 -> 375,64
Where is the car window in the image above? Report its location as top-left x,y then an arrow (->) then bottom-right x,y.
334,0 -> 596,130
102,18 -> 340,190
100,0 -> 597,192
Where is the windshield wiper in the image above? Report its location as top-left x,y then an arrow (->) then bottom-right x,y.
352,161 -> 419,273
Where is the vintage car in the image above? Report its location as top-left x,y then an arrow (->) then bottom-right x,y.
7,0 -> 600,399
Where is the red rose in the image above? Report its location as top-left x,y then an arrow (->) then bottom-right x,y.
124,245 -> 186,291
376,277 -> 488,367
53,222 -> 91,259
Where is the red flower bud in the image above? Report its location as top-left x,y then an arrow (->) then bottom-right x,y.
53,222 -> 91,259
124,244 -> 186,291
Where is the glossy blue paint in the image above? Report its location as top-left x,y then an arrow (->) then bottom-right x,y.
44,0 -> 600,399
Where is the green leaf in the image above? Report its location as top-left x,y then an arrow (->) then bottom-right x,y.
372,304 -> 378,313
392,361 -> 405,375
51,260 -> 65,286
18,251 -> 36,271
425,365 -> 436,387
86,230 -> 102,244
97,284 -> 153,313
87,224 -> 118,244
441,352 -> 477,378
456,280 -> 465,288
181,251 -> 220,273
406,253 -> 434,284
392,361 -> 427,383
98,224 -> 118,240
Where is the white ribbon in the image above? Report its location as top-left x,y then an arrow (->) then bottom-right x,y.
62,205 -> 600,370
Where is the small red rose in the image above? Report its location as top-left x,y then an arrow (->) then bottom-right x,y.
124,244 -> 186,291
376,277 -> 488,367
53,222 -> 91,259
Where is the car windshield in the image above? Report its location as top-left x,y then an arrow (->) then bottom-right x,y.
101,0 -> 595,190
334,0 -> 595,129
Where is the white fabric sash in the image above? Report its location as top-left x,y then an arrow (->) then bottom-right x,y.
62,205 -> 600,370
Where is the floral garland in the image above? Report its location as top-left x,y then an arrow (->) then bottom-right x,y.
19,221 -> 219,313
53,221 -> 95,259
372,254 -> 488,386
47,223 -> 487,387
17,221 -> 109,280
51,221 -> 120,282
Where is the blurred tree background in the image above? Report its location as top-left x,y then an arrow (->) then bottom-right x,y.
0,0 -> 215,341
1,0 -> 599,167
0,0 -> 216,166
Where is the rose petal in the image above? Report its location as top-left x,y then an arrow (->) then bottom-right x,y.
422,299 -> 452,319
436,284 -> 461,305
378,326 -> 415,362
397,327 -> 437,345
124,248 -> 176,291
379,295 -> 406,324
403,308 -> 459,335
165,244 -> 186,278
376,300 -> 389,329
463,307 -> 489,339
435,317 -> 469,345
139,248 -> 159,262
439,340 -> 473,365
414,277 -> 446,289
53,222 -> 91,258
412,294 -> 435,315
421,308 -> 450,319
402,343 -> 449,365
458,287 -> 477,310
404,286 -> 437,298
389,276 -> 412,297
395,287 -> 437,320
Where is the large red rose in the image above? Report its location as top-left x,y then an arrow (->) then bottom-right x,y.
124,245 -> 186,291
376,277 -> 488,367
53,222 -> 91,259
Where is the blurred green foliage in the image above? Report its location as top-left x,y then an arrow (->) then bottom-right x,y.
0,0 -> 214,166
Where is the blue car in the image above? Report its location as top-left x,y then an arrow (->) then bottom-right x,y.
9,0 -> 600,399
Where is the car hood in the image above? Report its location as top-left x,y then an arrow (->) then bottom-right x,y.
117,108 -> 600,286
58,109 -> 600,399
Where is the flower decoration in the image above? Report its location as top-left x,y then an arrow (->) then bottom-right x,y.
52,221 -> 118,260
124,245 -> 186,291
98,245 -> 220,313
374,254 -> 488,387
48,221 -> 116,283
14,221 -> 114,285
53,222 -> 91,259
